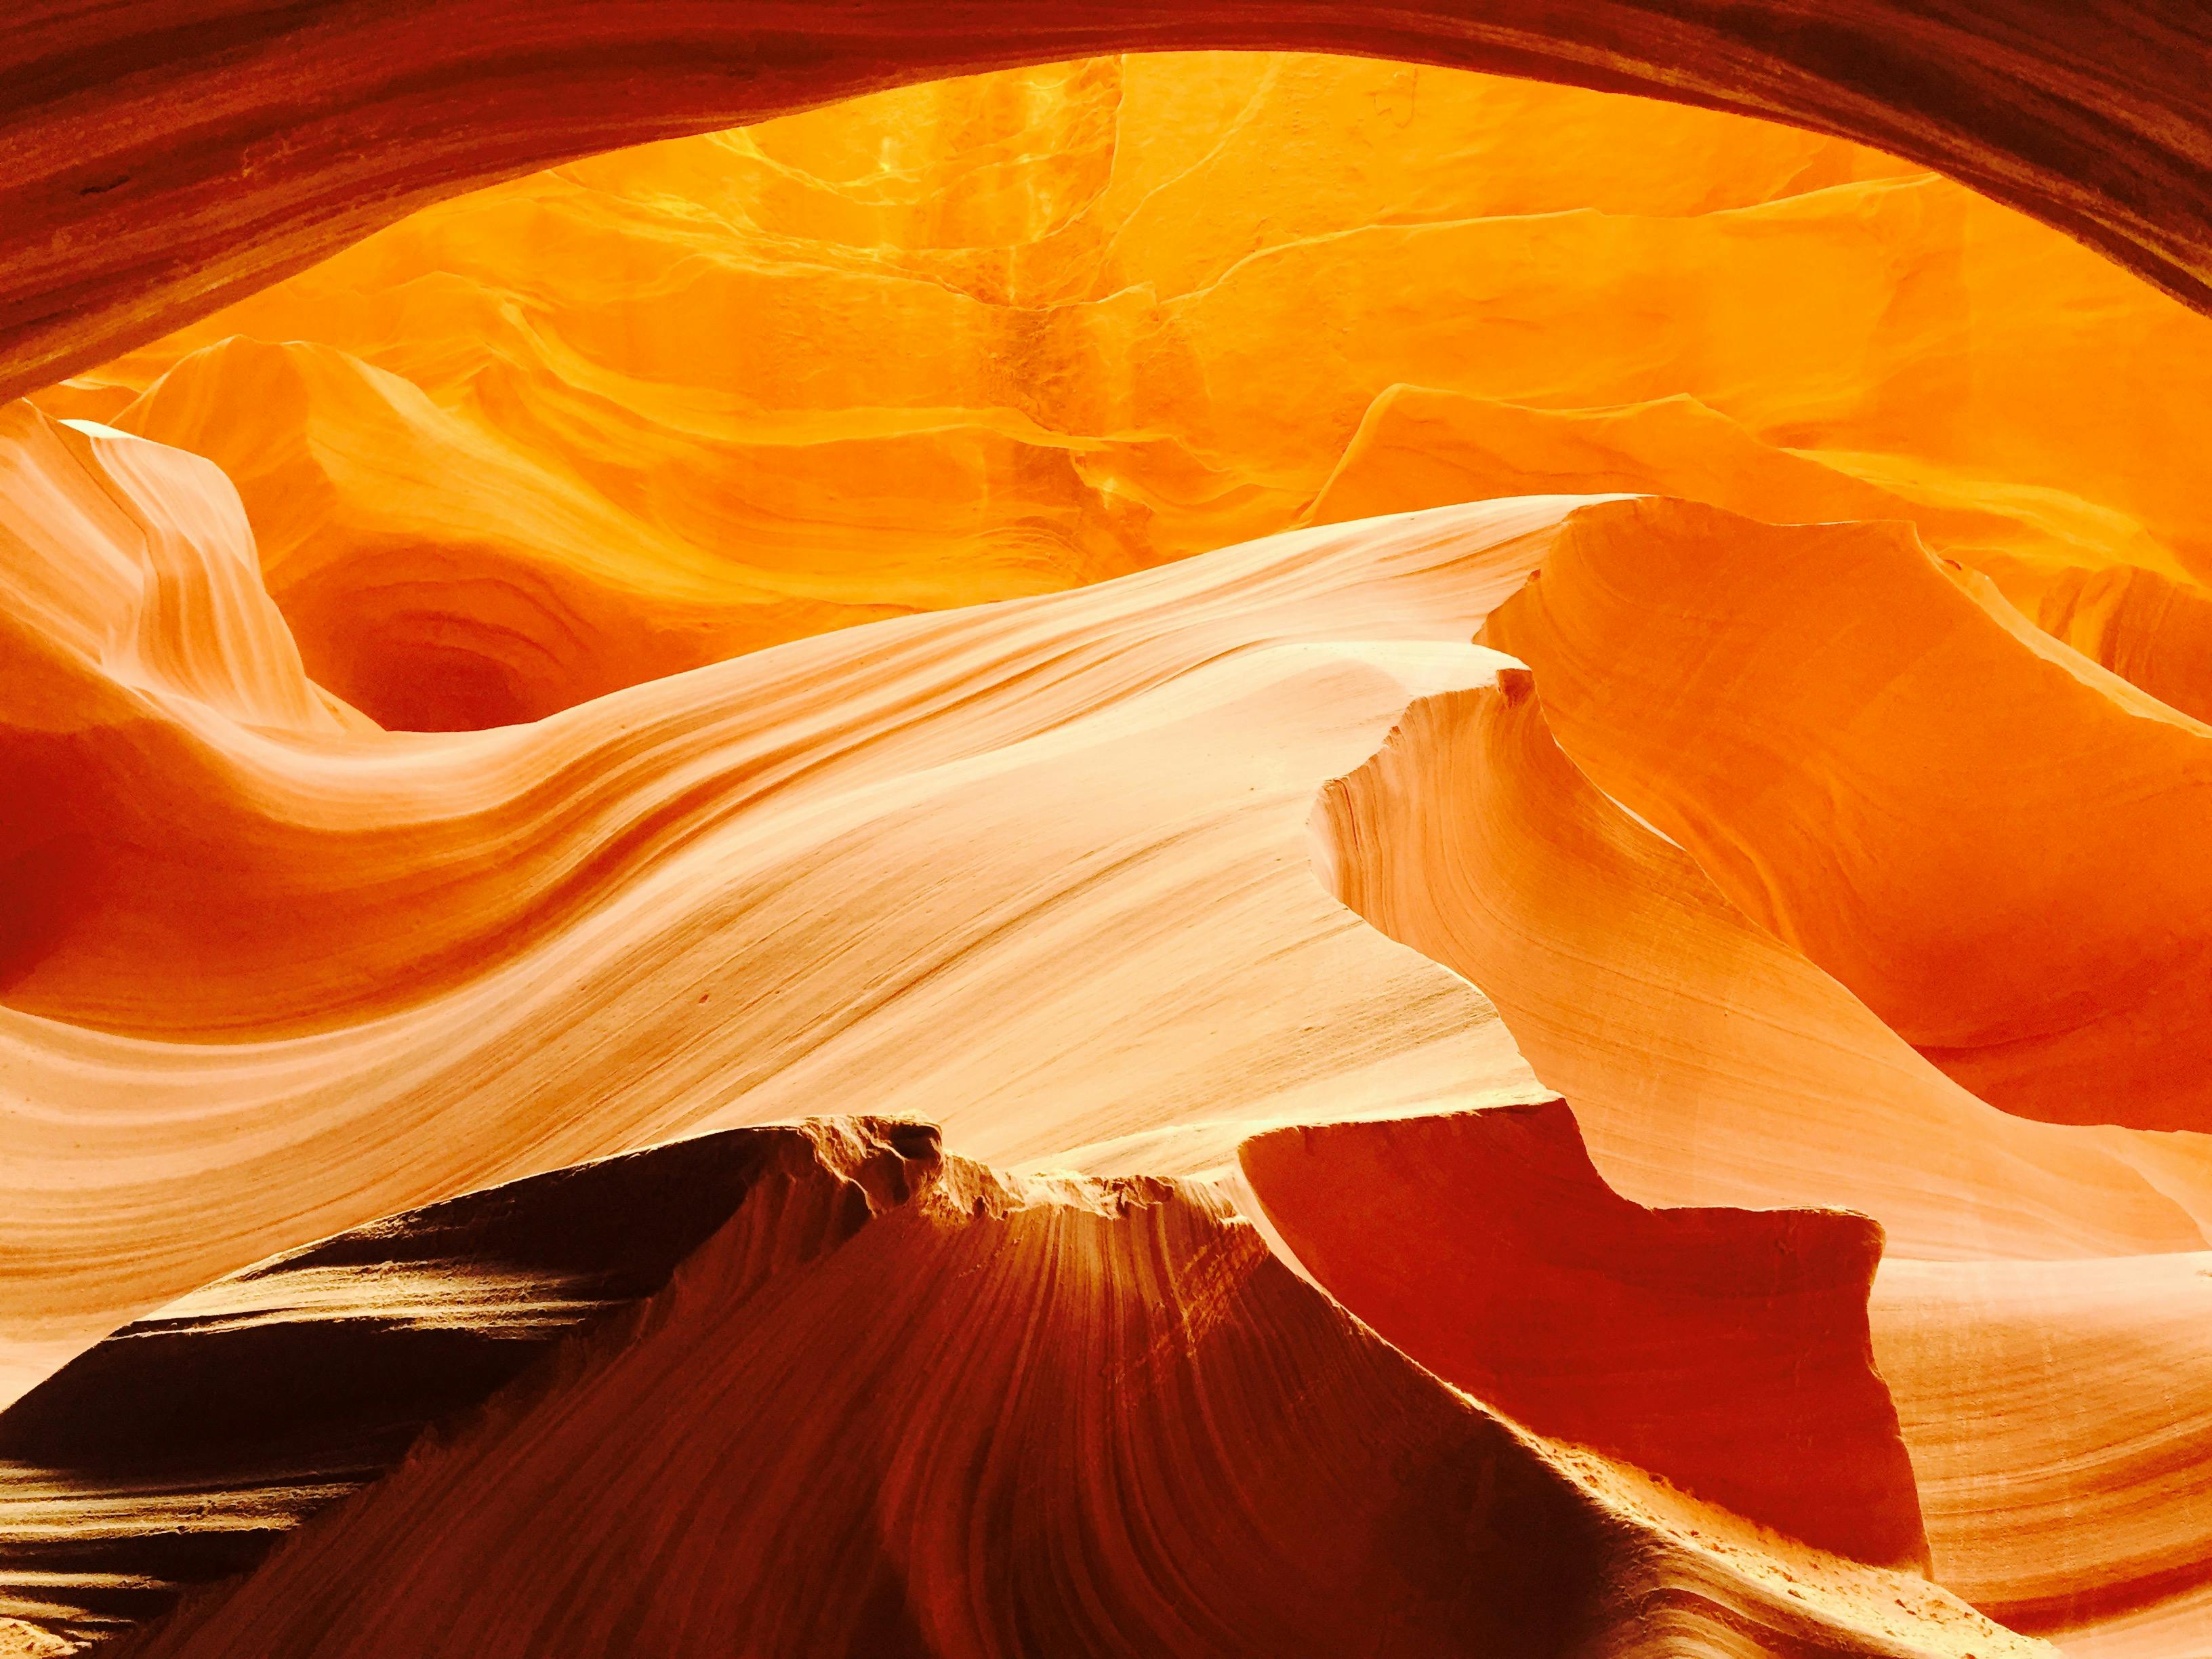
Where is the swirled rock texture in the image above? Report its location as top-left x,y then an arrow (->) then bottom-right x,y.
3,390 -> 2203,1655
1975,558 -> 2212,728
0,1123 -> 877,1639
1480,497 -> 2212,1134
35,54 -> 2212,725
1237,1103 -> 1925,1568
2,1119 -> 2031,1659
7,30 -> 2212,1659
1872,1252 -> 2212,1648
1305,651 -> 2212,1651
1307,668 -> 2212,1260
7,0 -> 2212,414
0,399 -> 1559,1366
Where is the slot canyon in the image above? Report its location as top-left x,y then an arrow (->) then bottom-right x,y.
3,10 -> 2211,1658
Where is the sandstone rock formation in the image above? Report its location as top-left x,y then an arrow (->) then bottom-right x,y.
1305,636 -> 2212,1650
3,1123 -> 2033,1659
1479,499 -> 2212,1132
0,396 -> 1561,1368
2,377 -> 2204,1654
7,0 -> 2212,411
32,56 -> 2212,727
3,32 -> 2211,1659
1238,1104 -> 1927,1568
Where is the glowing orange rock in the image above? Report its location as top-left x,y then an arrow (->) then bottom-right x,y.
0,397 -> 2196,1656
1977,556 -> 2212,728
0,399 -> 1567,1379
37,56 -> 2212,722
7,0 -> 2212,413
1239,1102 -> 1927,1569
1303,653 -> 2212,1648
1872,1251 -> 2212,1649
1308,669 -> 2212,1258
1306,390 -> 2018,553
5,39 -> 2212,1659
3,1122 -> 2031,1659
1481,497 -> 2212,1133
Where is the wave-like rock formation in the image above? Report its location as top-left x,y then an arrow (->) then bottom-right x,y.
33,55 -> 2212,724
1238,1104 -> 1925,1568
0,1124 -> 874,1639
1,1119 -> 2034,1659
1309,665 -> 2212,1259
1480,497 -> 2212,1134
75,337 -> 779,732
1873,1252 -> 2212,1650
5,386 -> 2207,1652
7,0 -> 2212,413
8,36 -> 2212,1653
1305,390 -> 2027,555
1975,557 -> 2212,729
0,399 -> 1565,1372
1304,643 -> 2212,1651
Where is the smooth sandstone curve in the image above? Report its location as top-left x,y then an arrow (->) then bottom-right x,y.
1872,1251 -> 2212,1647
1479,497 -> 2212,1134
38,55 -> 2212,737
1307,668 -> 2212,1260
1237,1102 -> 1927,1570
0,1122 -> 902,1641
2,1120 -> 2038,1659
0,403 -> 1574,1381
1976,556 -> 2212,729
1300,634 -> 2212,1647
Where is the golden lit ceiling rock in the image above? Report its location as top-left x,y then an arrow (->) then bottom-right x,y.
35,55 -> 2212,728
7,0 -> 2212,411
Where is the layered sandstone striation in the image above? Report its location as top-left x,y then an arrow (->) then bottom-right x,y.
32,55 -> 2212,726
5,1120 -> 2030,1659
0,398 -> 1561,1361
3,32 -> 2212,1659
7,0 -> 2212,412
1479,499 -> 2212,1132
1237,1104 -> 1926,1568
2,386 -> 2206,1654
1308,667 -> 2212,1261
1975,558 -> 2212,728
0,1124 -> 867,1639
1305,642 -> 2212,1651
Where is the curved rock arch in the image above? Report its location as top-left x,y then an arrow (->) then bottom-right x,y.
5,1 -> 2210,404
